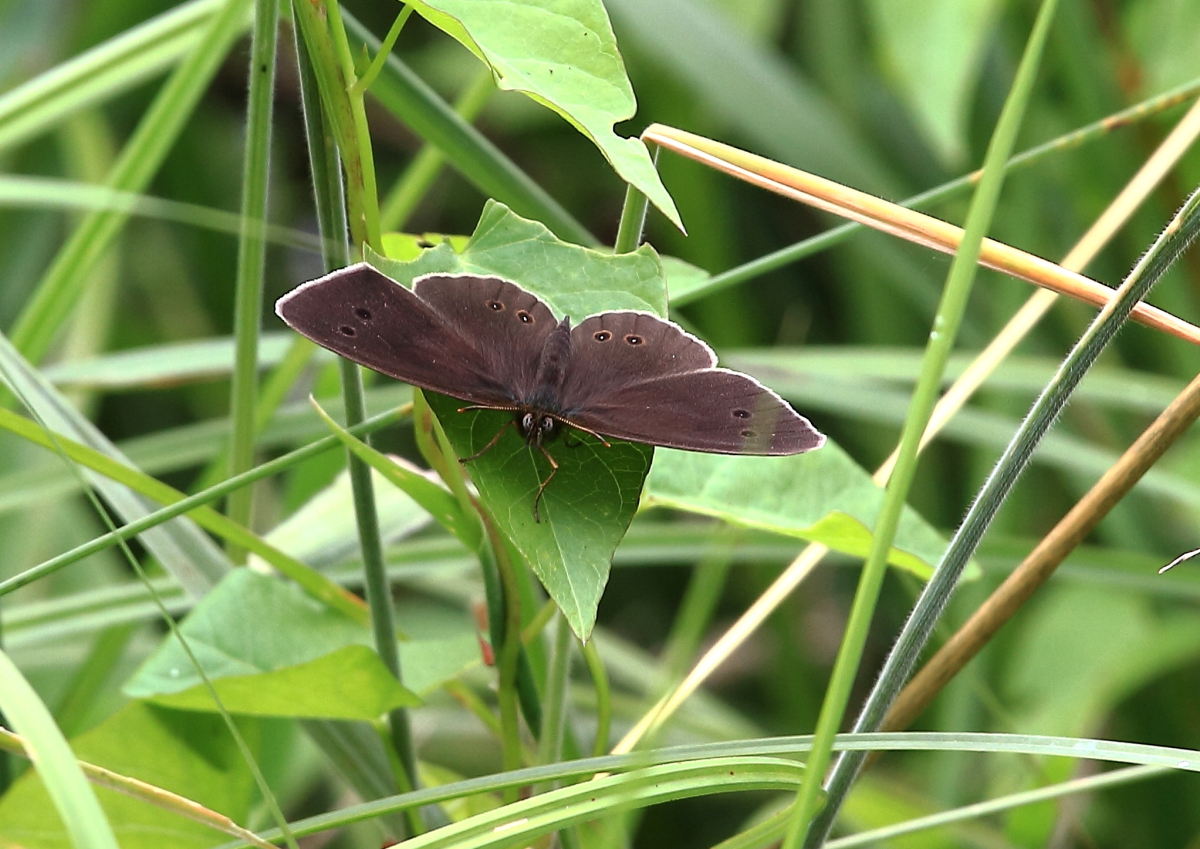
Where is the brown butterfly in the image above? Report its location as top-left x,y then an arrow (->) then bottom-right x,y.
277,263 -> 824,519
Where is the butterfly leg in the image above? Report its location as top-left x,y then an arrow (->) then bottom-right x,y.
460,420 -> 515,464
531,444 -> 559,523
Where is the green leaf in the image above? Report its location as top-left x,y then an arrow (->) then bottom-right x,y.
428,394 -> 651,640
644,441 -> 949,578
407,0 -> 682,229
371,200 -> 667,318
370,202 -> 668,639
1004,584 -> 1200,736
125,569 -> 421,719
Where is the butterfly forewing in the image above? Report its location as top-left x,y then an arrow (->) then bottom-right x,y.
276,263 -> 514,407
556,311 -> 717,410
413,274 -> 558,402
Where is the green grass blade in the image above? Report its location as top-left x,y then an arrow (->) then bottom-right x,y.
792,1 -> 1063,844
0,0 -> 229,154
8,0 -> 251,364
0,649 -> 120,849
226,0 -> 280,557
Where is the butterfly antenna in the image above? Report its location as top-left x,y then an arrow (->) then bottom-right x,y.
553,415 -> 610,448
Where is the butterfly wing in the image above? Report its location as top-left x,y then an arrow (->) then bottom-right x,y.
559,312 -> 823,454
275,263 -> 553,407
413,273 -> 557,402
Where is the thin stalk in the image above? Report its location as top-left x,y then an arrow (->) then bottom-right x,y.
351,5 -> 413,96
537,613 -> 573,771
324,0 -> 383,251
581,640 -> 611,757
675,78 -> 1200,308
521,598 -> 559,645
490,521 -> 526,802
226,0 -> 279,560
294,11 -> 418,806
533,615 -> 584,849
339,358 -> 416,785
613,146 -> 654,254
341,11 -> 594,246
0,405 -> 404,599
788,2 -> 1061,845
444,680 -> 503,739
808,185 -> 1200,844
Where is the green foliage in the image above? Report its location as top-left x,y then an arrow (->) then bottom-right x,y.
2,0 -> 1200,846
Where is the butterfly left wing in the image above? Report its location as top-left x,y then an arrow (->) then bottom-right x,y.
558,312 -> 823,454
276,263 -> 517,407
412,273 -> 559,402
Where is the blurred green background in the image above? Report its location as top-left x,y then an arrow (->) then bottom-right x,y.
4,0 -> 1200,845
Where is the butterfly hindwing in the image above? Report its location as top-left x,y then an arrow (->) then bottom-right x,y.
561,366 -> 823,455
554,311 -> 821,454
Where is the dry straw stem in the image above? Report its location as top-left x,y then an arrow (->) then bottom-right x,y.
611,100 -> 1200,754
881,367 -> 1200,735
643,123 -> 1200,347
0,727 -> 275,849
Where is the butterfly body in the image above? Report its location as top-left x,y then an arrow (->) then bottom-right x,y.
276,263 -> 824,517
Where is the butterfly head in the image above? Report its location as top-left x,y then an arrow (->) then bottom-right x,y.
519,410 -> 560,447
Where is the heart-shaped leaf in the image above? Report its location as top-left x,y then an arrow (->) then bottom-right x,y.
125,569 -> 478,718
427,394 -> 651,640
646,443 -> 950,578
369,202 -> 669,639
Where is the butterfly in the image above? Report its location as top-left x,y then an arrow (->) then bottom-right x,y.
276,263 -> 824,519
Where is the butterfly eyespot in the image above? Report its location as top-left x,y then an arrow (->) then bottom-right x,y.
741,429 -> 757,439
593,330 -> 612,342
487,300 -> 504,311
354,307 -> 372,320
338,325 -> 356,337
732,409 -> 751,419
516,310 -> 534,324
624,334 -> 643,345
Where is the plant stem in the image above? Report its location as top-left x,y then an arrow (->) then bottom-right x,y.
226,0 -> 278,560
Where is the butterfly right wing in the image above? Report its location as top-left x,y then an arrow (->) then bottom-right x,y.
276,263 -> 521,407
558,311 -> 823,455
